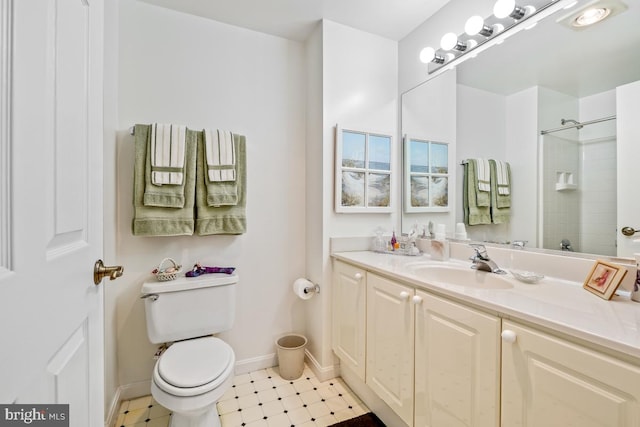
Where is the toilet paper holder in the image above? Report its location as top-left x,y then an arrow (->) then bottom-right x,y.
304,282 -> 321,294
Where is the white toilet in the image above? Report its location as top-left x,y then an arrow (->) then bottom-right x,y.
142,273 -> 238,427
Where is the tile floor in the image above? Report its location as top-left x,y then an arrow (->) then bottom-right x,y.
114,365 -> 368,427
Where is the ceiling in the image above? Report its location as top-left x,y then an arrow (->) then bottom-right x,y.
139,0 -> 452,42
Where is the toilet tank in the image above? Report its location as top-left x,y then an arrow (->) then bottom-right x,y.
141,273 -> 238,344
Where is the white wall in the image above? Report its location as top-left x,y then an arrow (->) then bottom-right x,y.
304,19 -> 399,371
456,84 -> 507,242
579,90 -> 617,255
111,0 -> 306,390
538,87 -> 579,251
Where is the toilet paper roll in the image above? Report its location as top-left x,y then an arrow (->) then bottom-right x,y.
293,278 -> 315,300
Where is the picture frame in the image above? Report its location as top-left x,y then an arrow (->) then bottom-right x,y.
334,125 -> 393,213
403,135 -> 449,213
582,260 -> 627,300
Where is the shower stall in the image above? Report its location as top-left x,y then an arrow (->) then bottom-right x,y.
539,115 -> 617,256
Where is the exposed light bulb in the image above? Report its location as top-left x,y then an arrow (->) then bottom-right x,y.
465,16 -> 485,36
440,32 -> 458,50
465,15 -> 500,37
494,0 -> 516,18
441,32 -> 467,51
419,47 -> 445,64
419,47 -> 435,63
493,0 -> 528,19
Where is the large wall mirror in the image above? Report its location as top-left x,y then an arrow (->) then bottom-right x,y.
402,0 -> 640,258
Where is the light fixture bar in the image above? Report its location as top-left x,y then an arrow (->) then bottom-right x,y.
425,0 -> 566,75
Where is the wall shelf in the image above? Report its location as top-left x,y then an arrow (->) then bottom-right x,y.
556,183 -> 577,191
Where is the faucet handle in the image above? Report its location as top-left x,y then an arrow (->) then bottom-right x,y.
469,243 -> 489,260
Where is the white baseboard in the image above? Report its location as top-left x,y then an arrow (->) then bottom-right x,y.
104,380 -> 150,427
304,349 -> 339,382
234,353 -> 277,375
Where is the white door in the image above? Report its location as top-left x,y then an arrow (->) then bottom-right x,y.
0,0 -> 108,426
617,80 -> 640,258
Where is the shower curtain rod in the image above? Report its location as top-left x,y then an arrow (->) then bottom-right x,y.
540,115 -> 616,135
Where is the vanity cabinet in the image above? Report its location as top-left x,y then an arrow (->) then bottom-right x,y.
332,260 -> 367,380
365,272 -> 500,427
366,273 -> 415,425
333,257 -> 640,427
501,320 -> 640,427
414,290 -> 500,427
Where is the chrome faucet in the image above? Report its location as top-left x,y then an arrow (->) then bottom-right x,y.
469,244 -> 506,274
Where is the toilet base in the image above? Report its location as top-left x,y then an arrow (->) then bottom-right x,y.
169,406 -> 221,427
151,372 -> 233,427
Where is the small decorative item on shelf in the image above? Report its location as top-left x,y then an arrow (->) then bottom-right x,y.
186,263 -> 236,277
583,260 -> 628,300
152,258 -> 182,282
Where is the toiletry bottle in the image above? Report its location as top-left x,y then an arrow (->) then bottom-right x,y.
373,227 -> 386,253
632,254 -> 640,303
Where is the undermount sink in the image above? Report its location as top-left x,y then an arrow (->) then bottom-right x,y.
409,265 -> 514,290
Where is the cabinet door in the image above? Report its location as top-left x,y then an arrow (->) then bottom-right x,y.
502,320 -> 640,427
332,260 -> 367,380
414,291 -> 500,427
366,273 -> 414,425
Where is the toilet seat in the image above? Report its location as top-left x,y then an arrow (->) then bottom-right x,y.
153,337 -> 234,397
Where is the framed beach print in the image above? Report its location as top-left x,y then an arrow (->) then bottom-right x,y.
335,125 -> 393,213
583,260 -> 627,300
403,135 -> 449,213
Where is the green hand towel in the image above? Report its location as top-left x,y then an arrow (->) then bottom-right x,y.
204,129 -> 238,206
143,124 -> 187,208
132,124 -> 196,236
489,159 -> 511,224
195,133 -> 246,235
469,159 -> 490,207
495,161 -> 511,209
464,160 -> 491,225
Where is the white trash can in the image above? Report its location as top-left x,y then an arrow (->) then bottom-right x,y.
276,334 -> 307,380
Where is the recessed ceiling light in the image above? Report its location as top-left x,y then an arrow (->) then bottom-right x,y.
572,7 -> 610,26
556,0 -> 627,31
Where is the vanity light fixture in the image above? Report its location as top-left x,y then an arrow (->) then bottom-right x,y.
421,0 -> 566,75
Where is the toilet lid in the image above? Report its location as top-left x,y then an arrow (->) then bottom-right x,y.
157,337 -> 232,388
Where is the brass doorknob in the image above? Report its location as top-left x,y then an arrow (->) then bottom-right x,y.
94,259 -> 124,285
621,226 -> 640,237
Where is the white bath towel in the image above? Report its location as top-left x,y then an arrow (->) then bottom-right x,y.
204,129 -> 236,182
475,158 -> 491,192
150,123 -> 186,185
494,160 -> 510,195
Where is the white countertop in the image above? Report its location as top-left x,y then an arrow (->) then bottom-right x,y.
333,251 -> 640,360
